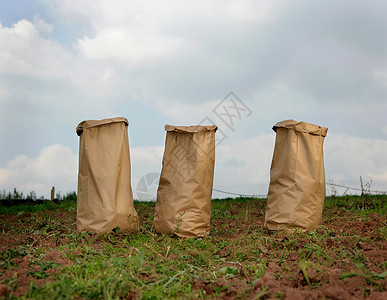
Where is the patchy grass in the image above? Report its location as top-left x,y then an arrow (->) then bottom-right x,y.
0,200 -> 76,216
0,196 -> 386,299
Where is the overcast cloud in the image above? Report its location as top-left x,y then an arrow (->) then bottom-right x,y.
0,0 -> 387,198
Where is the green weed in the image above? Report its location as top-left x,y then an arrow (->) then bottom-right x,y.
0,195 -> 386,299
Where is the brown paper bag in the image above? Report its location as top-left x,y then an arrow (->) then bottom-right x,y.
264,120 -> 328,233
76,117 -> 139,233
154,125 -> 217,238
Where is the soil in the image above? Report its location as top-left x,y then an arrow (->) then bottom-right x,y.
0,201 -> 386,299
0,210 -> 76,298
207,201 -> 387,299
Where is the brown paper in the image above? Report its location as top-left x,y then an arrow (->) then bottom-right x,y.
264,120 -> 328,233
76,117 -> 139,233
154,125 -> 217,238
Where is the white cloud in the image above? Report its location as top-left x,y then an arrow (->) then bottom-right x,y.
211,135 -> 275,197
19,0 -> 386,111
0,83 -> 9,98
2,0 -> 387,198
0,144 -> 78,198
225,0 -> 280,22
130,145 -> 164,200
0,20 -> 70,77
33,16 -> 54,34
129,133 -> 387,198
61,0 -> 285,101
324,133 -> 387,192
154,100 -> 221,125
213,133 -> 387,196
75,27 -> 181,65
216,135 -> 274,185
129,135 -> 275,199
51,0 -> 282,30
0,143 -> 165,199
374,70 -> 387,87
101,68 -> 116,82
131,145 -> 164,169
1,134 -> 386,200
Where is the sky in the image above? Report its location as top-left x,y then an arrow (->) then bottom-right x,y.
1,0 -> 387,199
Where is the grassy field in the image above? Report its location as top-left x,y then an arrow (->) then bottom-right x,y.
0,195 -> 386,299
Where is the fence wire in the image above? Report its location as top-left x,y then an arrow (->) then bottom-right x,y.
213,182 -> 387,198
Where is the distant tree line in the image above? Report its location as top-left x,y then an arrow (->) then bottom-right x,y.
0,188 -> 77,202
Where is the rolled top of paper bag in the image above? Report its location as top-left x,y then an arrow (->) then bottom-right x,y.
76,117 -> 129,136
165,124 -> 218,133
272,119 -> 328,137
